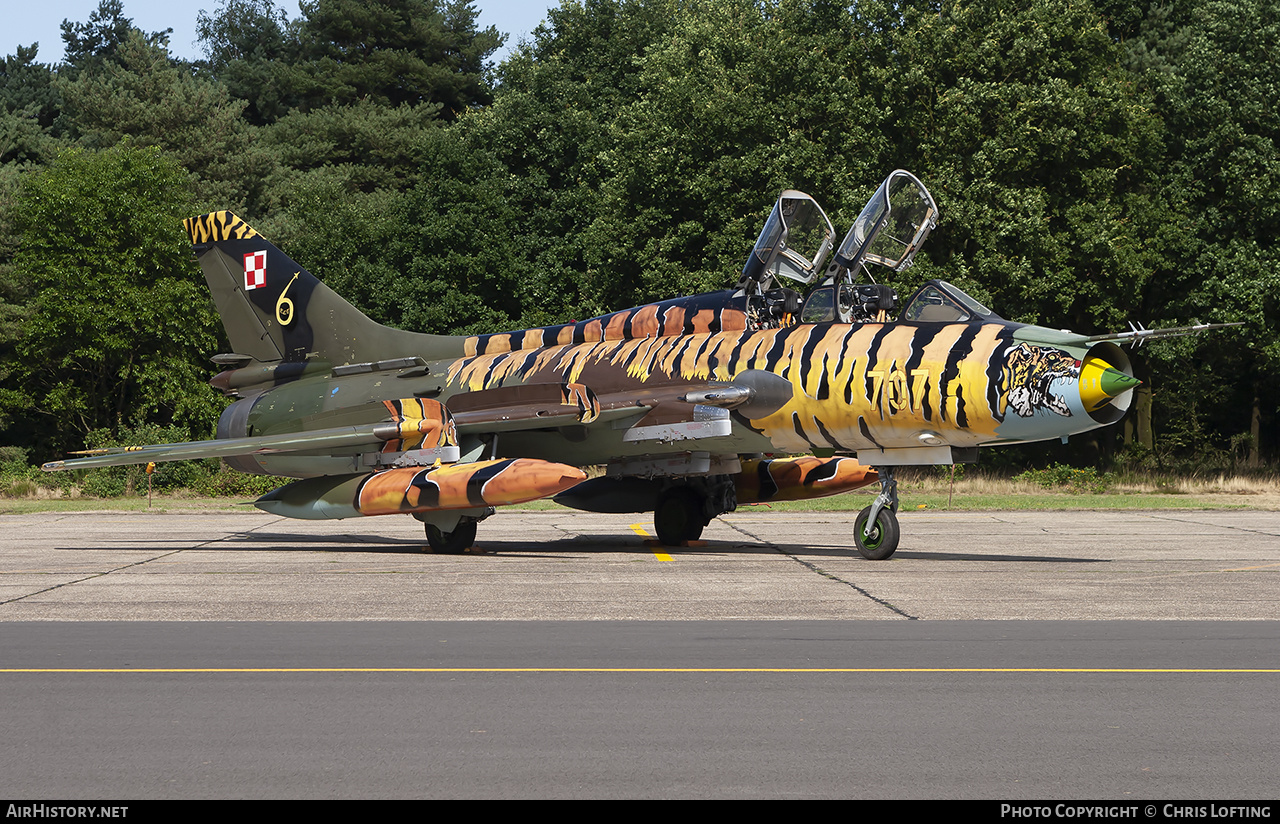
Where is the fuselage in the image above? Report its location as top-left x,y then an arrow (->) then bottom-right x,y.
445,316 -> 1131,455
223,309 -> 1133,478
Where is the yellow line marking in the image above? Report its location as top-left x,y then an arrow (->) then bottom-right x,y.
0,668 -> 1276,674
631,523 -> 672,561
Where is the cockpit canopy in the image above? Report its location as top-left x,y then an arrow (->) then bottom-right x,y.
901,280 -> 1001,322
834,170 -> 938,274
738,170 -> 946,326
739,190 -> 835,289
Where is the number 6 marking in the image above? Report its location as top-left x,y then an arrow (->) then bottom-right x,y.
276,272 -> 299,325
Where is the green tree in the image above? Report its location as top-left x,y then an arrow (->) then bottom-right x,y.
0,44 -> 63,131
290,0 -> 503,116
584,0 -> 885,307
266,0 -> 681,333
273,129 -> 520,335
60,0 -> 172,77
58,30 -> 275,212
0,169 -> 32,436
0,146 -> 225,458
264,99 -> 442,194
858,0 -> 1167,333
195,0 -> 299,125
0,44 -> 68,167
452,0 -> 680,321
1115,0 -> 1280,466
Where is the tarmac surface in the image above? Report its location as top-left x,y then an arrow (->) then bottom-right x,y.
0,508 -> 1277,799
1,508 -> 1277,620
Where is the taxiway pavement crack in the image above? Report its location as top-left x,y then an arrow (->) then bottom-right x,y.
719,518 -> 919,620
1143,512 -> 1280,538
0,515 -> 289,607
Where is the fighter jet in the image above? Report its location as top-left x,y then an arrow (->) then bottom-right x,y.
45,170 -> 1220,558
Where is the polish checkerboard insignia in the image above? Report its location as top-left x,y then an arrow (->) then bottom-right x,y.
244,251 -> 267,290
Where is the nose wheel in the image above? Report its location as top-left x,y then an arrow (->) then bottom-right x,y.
856,467 -> 900,560
854,505 -> 899,559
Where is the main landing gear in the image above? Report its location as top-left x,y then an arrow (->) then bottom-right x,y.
424,521 -> 477,554
855,467 -> 900,560
652,476 -> 738,547
416,508 -> 492,554
654,487 -> 708,546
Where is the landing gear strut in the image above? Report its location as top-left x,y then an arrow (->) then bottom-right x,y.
855,467 -> 900,560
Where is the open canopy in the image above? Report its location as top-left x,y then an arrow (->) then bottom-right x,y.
739,190 -> 835,288
834,170 -> 939,275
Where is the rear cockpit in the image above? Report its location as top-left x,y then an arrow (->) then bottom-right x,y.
736,190 -> 834,329
737,170 -> 940,327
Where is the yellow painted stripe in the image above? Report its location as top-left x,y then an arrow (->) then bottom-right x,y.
0,668 -> 1275,674
631,522 -> 672,561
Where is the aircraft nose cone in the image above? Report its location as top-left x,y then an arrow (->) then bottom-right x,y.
1099,367 -> 1141,396
1079,356 -> 1141,412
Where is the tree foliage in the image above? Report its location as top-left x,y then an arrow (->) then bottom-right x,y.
195,0 -> 298,124
58,30 -> 274,211
195,0 -> 503,122
59,0 -> 172,77
1,146 -> 224,454
0,0 -> 1275,469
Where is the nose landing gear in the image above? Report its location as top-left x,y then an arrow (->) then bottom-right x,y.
855,467 -> 900,560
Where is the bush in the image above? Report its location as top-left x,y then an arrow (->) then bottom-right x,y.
192,466 -> 282,498
0,446 -> 44,497
80,469 -> 128,498
1013,464 -> 1116,494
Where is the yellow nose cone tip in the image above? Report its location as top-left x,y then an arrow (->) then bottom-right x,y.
1079,357 -> 1142,411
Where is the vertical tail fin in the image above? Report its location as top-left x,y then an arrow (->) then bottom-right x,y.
184,211 -> 461,365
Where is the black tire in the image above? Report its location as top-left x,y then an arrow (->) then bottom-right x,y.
654,488 -> 705,546
854,506 -> 899,560
425,521 -> 477,554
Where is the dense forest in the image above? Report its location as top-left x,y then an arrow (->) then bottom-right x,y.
0,0 -> 1275,473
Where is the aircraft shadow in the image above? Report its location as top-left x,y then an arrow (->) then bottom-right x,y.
58,533 -> 1111,562
878,550 -> 1108,563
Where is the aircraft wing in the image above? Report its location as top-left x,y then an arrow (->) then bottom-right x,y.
447,369 -> 795,435
42,423 -> 459,472
42,371 -> 794,474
